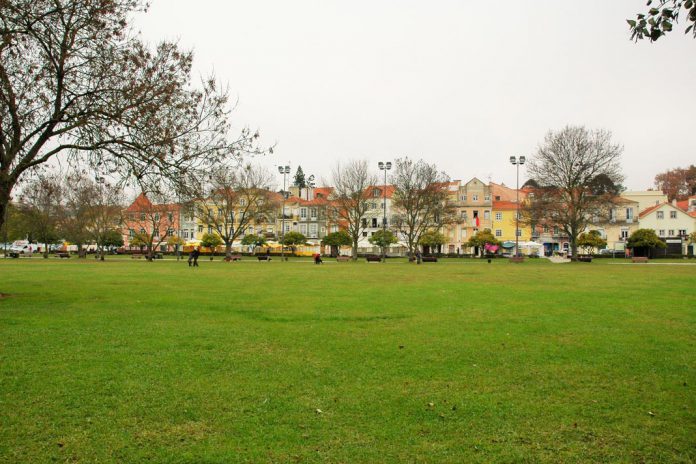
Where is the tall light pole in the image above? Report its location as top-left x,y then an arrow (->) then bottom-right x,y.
278,165 -> 290,261
509,156 -> 526,257
378,161 -> 392,262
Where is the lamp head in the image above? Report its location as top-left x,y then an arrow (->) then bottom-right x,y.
519,156 -> 526,165
509,156 -> 517,165
378,162 -> 384,170
386,162 -> 392,170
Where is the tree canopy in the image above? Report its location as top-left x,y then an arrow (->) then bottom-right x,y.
368,229 -> 398,249
321,230 -> 351,247
627,0 -> 696,41
627,229 -> 666,249
654,165 -> 696,201
467,229 -> 500,248
577,230 -> 607,253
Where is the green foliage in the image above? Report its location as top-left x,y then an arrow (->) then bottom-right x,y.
577,230 -> 607,252
368,229 -> 398,248
321,230 -> 352,247
689,231 -> 696,244
467,228 -> 500,248
200,233 -> 223,250
281,231 -> 307,247
166,235 -> 185,248
241,234 -> 267,247
627,0 -> 696,41
103,229 -> 124,248
627,228 -> 666,249
129,232 -> 149,248
293,166 -> 306,190
418,230 -> 446,247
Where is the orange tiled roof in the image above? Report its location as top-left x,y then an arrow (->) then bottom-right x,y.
492,200 -> 520,210
638,203 -> 664,218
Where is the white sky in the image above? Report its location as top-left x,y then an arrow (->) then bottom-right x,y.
134,0 -> 695,191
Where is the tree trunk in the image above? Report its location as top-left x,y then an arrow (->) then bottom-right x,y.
43,242 -> 49,259
225,242 -> 232,258
0,180 -> 11,234
352,238 -> 358,260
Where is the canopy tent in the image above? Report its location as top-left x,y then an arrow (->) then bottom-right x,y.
501,241 -> 516,249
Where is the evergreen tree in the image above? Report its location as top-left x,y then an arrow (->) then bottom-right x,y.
294,166 -> 307,192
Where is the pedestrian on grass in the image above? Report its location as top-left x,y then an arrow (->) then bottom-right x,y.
192,247 -> 200,267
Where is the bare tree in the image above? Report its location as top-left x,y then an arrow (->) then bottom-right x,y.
0,1 -> 268,233
83,178 -> 124,260
18,175 -> 64,258
193,164 -> 278,258
523,126 -> 624,259
391,158 -> 454,258
61,174 -> 94,256
125,192 -> 177,261
329,160 -> 377,260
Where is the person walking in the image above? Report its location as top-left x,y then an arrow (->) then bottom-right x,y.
188,249 -> 194,267
192,247 -> 200,267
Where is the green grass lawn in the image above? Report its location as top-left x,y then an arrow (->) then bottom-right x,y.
1,259 -> 694,463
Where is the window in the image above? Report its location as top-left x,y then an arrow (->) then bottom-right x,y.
370,202 -> 376,210
668,229 -> 675,236
198,225 -> 203,233
309,224 -> 318,237
484,195 -> 490,201
495,196 -> 501,201
461,211 -> 468,219
362,231 -> 368,237
516,229 -> 522,237
154,213 -> 160,221
609,209 -> 616,221
495,229 -> 502,237
140,213 -> 145,221
207,226 -> 213,234
154,229 -> 160,238
168,212 -> 173,222
310,208 -> 317,218
240,198 -> 246,206
299,224 -> 307,234
460,195 -> 467,201
472,194 -> 478,201
371,218 -> 378,228
167,228 -> 174,236
657,211 -> 664,219
140,228 -> 146,234
183,230 -> 189,239
620,228 -> 629,239
659,229 -> 665,237
361,218 -> 367,228
670,211 -> 677,219
626,208 -> 634,220
331,225 -> 338,233
129,229 -> 135,238
284,224 -> 290,233
553,226 -> 560,235
495,212 -> 502,221
678,229 -> 687,236
461,229 -> 467,238
543,225 -> 549,233
300,208 -> 307,219
373,189 -> 380,198
483,211 -> 490,220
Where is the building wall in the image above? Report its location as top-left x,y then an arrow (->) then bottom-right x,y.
622,191 -> 667,214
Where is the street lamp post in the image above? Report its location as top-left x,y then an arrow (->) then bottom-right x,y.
378,161 -> 392,262
509,156 -> 526,257
278,165 -> 290,261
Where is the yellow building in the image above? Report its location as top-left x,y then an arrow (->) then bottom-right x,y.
491,200 -> 533,254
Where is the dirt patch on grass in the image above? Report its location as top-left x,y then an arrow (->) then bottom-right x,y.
0,293 -> 10,299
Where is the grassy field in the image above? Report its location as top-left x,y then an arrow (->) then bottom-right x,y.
0,258 -> 694,463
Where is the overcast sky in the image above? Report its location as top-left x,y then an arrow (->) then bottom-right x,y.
135,0 -> 695,190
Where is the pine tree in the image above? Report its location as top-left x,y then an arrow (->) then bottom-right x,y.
293,166 -> 307,191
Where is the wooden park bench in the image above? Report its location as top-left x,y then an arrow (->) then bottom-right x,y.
366,255 -> 381,262
422,256 -> 438,262
131,254 -> 143,259
55,252 -> 70,259
257,256 -> 272,262
224,254 -> 243,262
577,255 -> 592,263
336,256 -> 350,262
632,257 -> 648,263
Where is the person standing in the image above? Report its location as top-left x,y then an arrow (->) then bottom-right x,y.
192,247 -> 200,267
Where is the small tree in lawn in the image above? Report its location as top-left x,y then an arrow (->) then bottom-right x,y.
200,233 -> 223,260
467,229 -> 500,256
241,234 -> 267,253
627,229 -> 666,258
167,236 -> 186,257
368,230 -> 398,260
130,232 -> 149,254
19,176 -> 64,258
321,230 -> 352,257
577,230 -> 607,255
418,230 -> 445,255
100,229 -> 124,257
281,231 -> 306,255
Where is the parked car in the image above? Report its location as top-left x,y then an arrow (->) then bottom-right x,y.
599,249 -> 621,256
